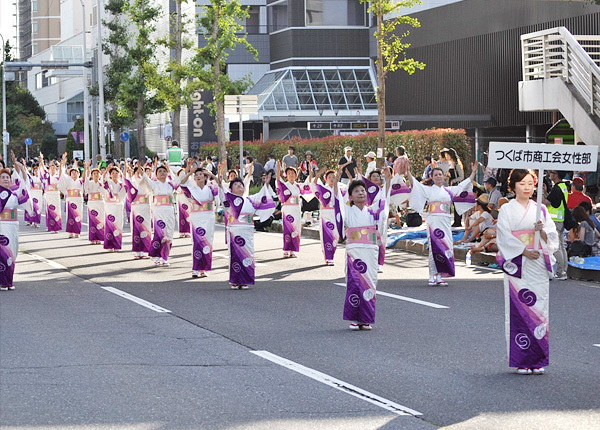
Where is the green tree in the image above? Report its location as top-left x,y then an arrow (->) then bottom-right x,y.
360,0 -> 426,167
65,118 -> 86,160
148,0 -> 202,144
101,0 -> 135,159
194,0 -> 258,162
119,0 -> 165,158
11,115 -> 55,160
40,132 -> 58,160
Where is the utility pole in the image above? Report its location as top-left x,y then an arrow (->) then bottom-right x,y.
79,0 -> 90,160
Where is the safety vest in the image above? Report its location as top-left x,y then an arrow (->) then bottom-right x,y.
548,182 -> 568,222
167,146 -> 184,166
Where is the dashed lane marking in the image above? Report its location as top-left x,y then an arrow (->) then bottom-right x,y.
334,283 -> 449,309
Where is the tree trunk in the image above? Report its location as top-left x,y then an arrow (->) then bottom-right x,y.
376,9 -> 386,169
137,98 -> 145,158
213,5 -> 227,163
172,0 -> 183,144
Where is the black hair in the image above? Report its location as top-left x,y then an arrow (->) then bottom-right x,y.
288,146 -> 295,152
368,169 -> 382,180
424,155 -> 432,162
578,200 -> 593,213
229,177 -> 244,190
507,169 -> 537,193
431,167 -> 444,176
348,179 -> 366,206
395,146 -> 406,156
246,156 -> 254,163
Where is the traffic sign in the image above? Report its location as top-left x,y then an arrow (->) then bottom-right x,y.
25,138 -> 33,146
120,132 -> 130,142
307,121 -> 401,131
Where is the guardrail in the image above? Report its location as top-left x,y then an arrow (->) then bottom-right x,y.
521,26 -> 600,119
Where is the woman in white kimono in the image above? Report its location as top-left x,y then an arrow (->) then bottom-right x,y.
25,165 -> 43,228
407,162 -> 479,286
0,163 -> 33,291
124,161 -> 153,259
496,169 -> 558,375
84,162 -> 105,245
38,153 -> 62,233
311,168 -> 343,266
334,162 -> 391,330
218,162 -> 276,289
180,166 -> 218,278
58,153 -> 84,238
139,163 -> 180,266
276,161 -> 302,258
101,165 -> 126,251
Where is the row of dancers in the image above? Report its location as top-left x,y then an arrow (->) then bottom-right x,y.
4,152 -> 555,374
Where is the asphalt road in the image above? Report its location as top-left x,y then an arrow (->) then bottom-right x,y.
1,215 -> 599,430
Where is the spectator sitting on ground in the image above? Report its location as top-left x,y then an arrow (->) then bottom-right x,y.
455,194 -> 493,244
578,200 -> 600,232
470,197 -> 509,254
567,177 -> 592,210
485,177 -> 502,211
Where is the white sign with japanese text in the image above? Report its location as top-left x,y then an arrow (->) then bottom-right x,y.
487,142 -> 598,172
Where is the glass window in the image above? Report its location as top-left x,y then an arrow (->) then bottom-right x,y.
32,1 -> 37,12
36,72 -> 43,89
32,21 -> 38,34
306,0 -> 366,26
268,1 -> 288,32
246,6 -> 260,34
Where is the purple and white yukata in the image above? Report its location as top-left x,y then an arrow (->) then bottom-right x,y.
41,171 -> 62,232
342,199 -> 388,325
277,179 -> 302,254
140,174 -> 180,263
409,178 -> 475,279
177,185 -> 192,236
25,174 -> 43,225
496,199 -> 558,369
85,178 -> 105,243
181,182 -> 218,273
361,176 -> 391,267
221,184 -> 276,286
102,179 -> 126,251
0,174 -> 33,288
312,181 -> 343,263
58,175 -> 84,236
124,176 -> 152,256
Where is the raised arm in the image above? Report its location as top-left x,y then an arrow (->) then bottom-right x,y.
276,160 -> 282,182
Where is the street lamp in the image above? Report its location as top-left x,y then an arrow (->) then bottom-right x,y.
78,0 -> 90,161
1,33 -> 7,163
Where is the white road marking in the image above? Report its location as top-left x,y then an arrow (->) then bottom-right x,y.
26,253 -> 68,270
334,283 -> 449,309
251,350 -> 422,416
594,344 -> 600,348
101,287 -> 171,313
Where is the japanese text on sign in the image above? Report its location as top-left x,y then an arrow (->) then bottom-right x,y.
487,142 -> 598,171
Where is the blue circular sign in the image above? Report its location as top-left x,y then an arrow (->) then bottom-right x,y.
120,132 -> 130,142
25,138 -> 33,146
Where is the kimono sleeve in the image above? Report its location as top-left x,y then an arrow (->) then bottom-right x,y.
408,179 -> 429,216
248,184 -> 276,222
541,204 -> 559,254
12,172 -> 34,217
57,174 -> 69,194
496,204 -> 526,261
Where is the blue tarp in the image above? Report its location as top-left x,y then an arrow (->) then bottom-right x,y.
386,229 -> 466,248
568,256 -> 600,271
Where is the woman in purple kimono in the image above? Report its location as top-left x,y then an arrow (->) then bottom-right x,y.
84,161 -> 105,244
25,164 -> 43,228
124,160 -> 153,259
311,168 -> 343,266
334,162 -> 391,330
58,153 -> 85,239
0,163 -> 33,291
179,165 -> 218,278
407,162 -> 479,286
218,162 -> 275,289
38,153 -> 62,233
496,169 -> 558,375
276,161 -> 302,258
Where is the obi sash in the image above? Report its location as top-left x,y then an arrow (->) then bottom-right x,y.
190,200 -> 213,212
228,212 -> 253,226
346,226 -> 378,245
426,201 -> 453,215
154,195 -> 174,206
131,194 -> 150,205
46,184 -> 58,192
32,183 -> 42,190
105,195 -> 121,203
283,196 -> 300,206
513,229 -> 535,249
0,209 -> 17,221
67,189 -> 83,198
88,192 -> 102,201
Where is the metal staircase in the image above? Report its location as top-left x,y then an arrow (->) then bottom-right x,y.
519,26 -> 600,146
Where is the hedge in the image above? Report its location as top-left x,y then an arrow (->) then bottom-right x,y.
195,128 -> 471,176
